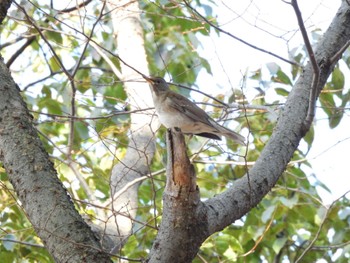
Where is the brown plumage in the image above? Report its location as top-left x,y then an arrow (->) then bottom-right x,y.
144,76 -> 245,145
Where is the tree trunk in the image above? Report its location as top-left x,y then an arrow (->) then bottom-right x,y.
0,56 -> 112,262
148,129 -> 208,262
97,0 -> 159,253
148,1 -> 350,261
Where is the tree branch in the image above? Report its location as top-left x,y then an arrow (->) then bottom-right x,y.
183,0 -> 300,67
288,0 -> 320,132
57,0 -> 93,13
148,129 -> 206,262
204,0 -> 350,235
6,36 -> 36,68
0,54 -> 112,263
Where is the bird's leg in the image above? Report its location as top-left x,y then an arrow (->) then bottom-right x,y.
173,127 -> 193,143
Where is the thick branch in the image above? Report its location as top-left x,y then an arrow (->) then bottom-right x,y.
97,0 -> 158,253
149,3 -> 350,261
205,0 -> 350,234
148,129 -> 207,263
0,54 -> 112,262
0,0 -> 11,24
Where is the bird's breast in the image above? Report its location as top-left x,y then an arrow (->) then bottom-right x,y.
153,97 -> 191,129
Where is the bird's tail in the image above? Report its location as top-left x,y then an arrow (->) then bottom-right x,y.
221,129 -> 246,145
213,121 -> 246,145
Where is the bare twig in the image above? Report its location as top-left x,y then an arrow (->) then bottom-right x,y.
66,0 -> 107,159
14,2 -> 71,78
289,0 -> 320,132
0,34 -> 36,49
90,41 -> 122,79
329,40 -> 350,64
30,107 -> 154,120
6,35 -> 36,68
57,0 -> 93,13
0,238 -> 45,248
239,207 -> 277,257
22,66 -> 113,91
21,0 -> 148,81
183,0 -> 299,67
295,190 -> 350,262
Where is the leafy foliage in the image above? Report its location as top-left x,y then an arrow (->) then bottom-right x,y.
0,0 -> 350,262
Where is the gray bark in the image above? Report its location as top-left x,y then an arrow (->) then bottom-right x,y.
148,129 -> 208,262
0,0 -> 11,24
95,0 -> 159,253
148,1 -> 350,261
205,0 -> 350,234
0,60 -> 112,262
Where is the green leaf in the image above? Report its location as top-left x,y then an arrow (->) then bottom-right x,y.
329,110 -> 343,128
75,122 -> 89,140
292,53 -> 303,79
46,30 -> 63,44
279,195 -> 298,208
272,237 -> 287,254
48,56 -> 61,72
250,68 -> 262,80
331,66 -> 345,93
104,84 -> 126,105
38,98 -> 62,115
275,87 -> 289,96
276,69 -> 292,85
3,234 -> 16,251
201,4 -> 213,17
261,205 -> 275,223
303,125 -> 314,151
319,91 -> 335,120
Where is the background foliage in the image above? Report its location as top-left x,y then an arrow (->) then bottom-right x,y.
1,0 -> 350,262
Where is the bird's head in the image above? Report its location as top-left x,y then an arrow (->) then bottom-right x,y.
143,76 -> 169,92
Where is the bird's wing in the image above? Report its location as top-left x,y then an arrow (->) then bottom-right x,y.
166,91 -> 246,145
167,91 -> 218,128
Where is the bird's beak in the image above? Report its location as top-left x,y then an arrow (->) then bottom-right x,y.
143,75 -> 153,84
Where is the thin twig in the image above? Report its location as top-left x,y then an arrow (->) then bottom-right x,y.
22,66 -> 113,91
30,107 -> 154,120
329,40 -> 350,65
295,190 -> 350,262
0,238 -> 45,248
183,0 -> 299,67
6,35 -> 36,68
90,41 -> 122,79
289,0 -> 320,132
66,0 -> 107,159
57,0 -> 93,13
239,207 -> 277,257
0,34 -> 36,49
14,2 -> 71,78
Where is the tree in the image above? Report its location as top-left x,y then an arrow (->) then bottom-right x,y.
0,0 -> 350,262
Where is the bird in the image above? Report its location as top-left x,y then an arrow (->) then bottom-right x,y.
143,76 -> 245,145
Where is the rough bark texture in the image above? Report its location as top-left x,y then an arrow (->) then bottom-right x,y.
0,61 -> 112,261
0,0 -> 11,24
148,129 -> 208,263
205,0 -> 350,234
99,0 -> 159,253
148,1 -> 350,261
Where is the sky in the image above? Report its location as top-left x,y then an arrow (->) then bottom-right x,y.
6,0 -> 349,204
196,0 -> 349,204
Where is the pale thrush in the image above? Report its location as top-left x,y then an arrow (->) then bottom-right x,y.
144,76 -> 245,145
